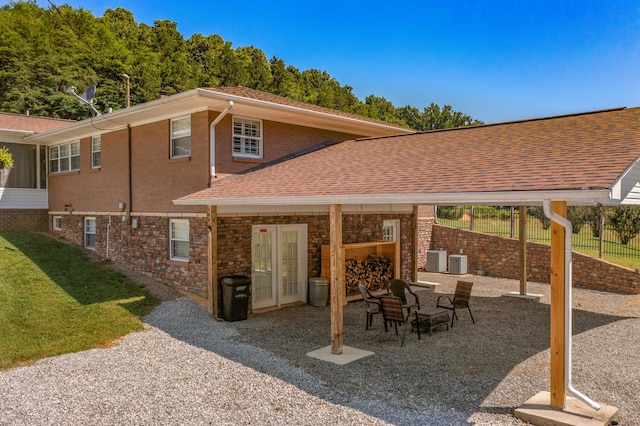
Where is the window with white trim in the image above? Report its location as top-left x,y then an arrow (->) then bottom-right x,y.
52,216 -> 62,231
383,219 -> 400,242
91,136 -> 101,168
84,217 -> 96,249
170,219 -> 189,261
49,141 -> 80,173
233,117 -> 262,158
170,116 -> 191,158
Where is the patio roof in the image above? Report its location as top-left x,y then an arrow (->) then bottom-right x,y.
175,106 -> 640,208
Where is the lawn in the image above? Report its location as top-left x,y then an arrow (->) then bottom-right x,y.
437,218 -> 640,270
0,232 -> 159,369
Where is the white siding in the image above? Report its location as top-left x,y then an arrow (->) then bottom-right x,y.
0,189 -> 48,208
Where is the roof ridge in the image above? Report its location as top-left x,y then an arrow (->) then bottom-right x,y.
354,106 -> 631,143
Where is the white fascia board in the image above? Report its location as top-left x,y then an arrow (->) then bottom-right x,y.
196,89 -> 414,134
0,129 -> 34,136
173,189 -> 613,207
609,154 -> 640,202
25,89 -> 207,144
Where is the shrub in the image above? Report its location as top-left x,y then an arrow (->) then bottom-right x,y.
0,146 -> 13,168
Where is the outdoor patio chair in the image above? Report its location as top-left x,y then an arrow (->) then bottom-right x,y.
436,280 -> 475,327
378,295 -> 419,346
386,279 -> 420,316
357,284 -> 382,330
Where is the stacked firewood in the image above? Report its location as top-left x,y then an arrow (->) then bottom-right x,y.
345,255 -> 393,295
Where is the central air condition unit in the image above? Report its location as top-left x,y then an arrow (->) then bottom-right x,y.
426,250 -> 447,272
449,254 -> 468,274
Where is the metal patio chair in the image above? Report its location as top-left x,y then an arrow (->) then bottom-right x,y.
436,280 -> 476,327
378,295 -> 418,346
357,284 -> 382,330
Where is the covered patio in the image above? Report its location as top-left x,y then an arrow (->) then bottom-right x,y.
176,107 -> 640,424
226,273 -> 639,424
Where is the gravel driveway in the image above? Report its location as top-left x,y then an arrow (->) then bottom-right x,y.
1,272 -> 639,425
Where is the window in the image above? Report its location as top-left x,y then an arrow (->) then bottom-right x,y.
84,217 -> 96,249
383,219 -> 400,242
91,136 -> 101,168
171,116 -> 191,158
170,219 -> 189,261
233,117 -> 262,158
49,141 -> 80,173
52,216 -> 62,231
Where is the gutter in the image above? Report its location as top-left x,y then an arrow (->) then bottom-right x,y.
173,189 -> 612,207
542,199 -> 601,411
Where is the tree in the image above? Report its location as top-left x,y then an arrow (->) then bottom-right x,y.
527,206 -> 551,230
608,206 -> 640,245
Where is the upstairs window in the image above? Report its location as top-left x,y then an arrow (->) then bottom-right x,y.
49,141 -> 80,173
91,136 -> 101,168
171,116 -> 191,158
233,117 -> 262,158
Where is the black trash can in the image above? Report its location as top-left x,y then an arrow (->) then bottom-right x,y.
221,275 -> 251,321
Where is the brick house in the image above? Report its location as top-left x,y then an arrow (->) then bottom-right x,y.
0,113 -> 72,231
25,86 -> 414,306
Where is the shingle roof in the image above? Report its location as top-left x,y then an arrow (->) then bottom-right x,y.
176,107 -> 640,206
203,86 -> 412,131
0,112 -> 73,133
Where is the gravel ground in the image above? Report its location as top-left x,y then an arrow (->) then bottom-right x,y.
1,272 -> 639,425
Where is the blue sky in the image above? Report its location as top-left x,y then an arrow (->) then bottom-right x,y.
8,0 -> 640,123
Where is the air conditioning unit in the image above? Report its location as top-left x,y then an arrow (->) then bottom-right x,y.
449,254 -> 467,274
426,250 -> 447,272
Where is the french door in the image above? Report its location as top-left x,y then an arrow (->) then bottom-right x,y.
251,224 -> 307,309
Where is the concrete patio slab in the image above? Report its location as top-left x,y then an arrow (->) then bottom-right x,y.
413,281 -> 441,293
306,345 -> 375,365
502,291 -> 543,301
515,391 -> 619,426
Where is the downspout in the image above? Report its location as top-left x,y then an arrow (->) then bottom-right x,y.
127,124 -> 132,216
106,214 -> 111,260
209,101 -> 234,185
542,200 -> 601,411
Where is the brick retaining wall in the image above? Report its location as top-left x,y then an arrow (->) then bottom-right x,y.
0,209 -> 48,231
430,225 -> 640,294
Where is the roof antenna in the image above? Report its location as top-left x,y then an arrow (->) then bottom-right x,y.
66,85 -> 101,117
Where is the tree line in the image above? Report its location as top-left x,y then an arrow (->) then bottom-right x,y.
0,1 -> 482,130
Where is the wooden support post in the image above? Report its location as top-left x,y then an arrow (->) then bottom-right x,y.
550,200 -> 567,409
330,204 -> 343,354
207,205 -> 218,317
413,205 -> 419,281
519,205 -> 527,295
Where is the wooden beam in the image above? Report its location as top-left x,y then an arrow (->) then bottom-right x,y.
519,205 -> 527,295
550,200 -> 567,409
207,205 -> 218,317
330,204 -> 343,354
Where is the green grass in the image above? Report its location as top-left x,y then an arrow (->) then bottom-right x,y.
0,232 -> 160,369
438,218 -> 640,270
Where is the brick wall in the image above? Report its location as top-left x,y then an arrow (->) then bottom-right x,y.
216,212 -> 415,310
430,225 -> 640,294
52,213 -> 208,298
0,209 -> 48,231
51,211 -> 415,309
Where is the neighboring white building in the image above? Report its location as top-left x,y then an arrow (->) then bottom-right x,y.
0,112 -> 72,230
